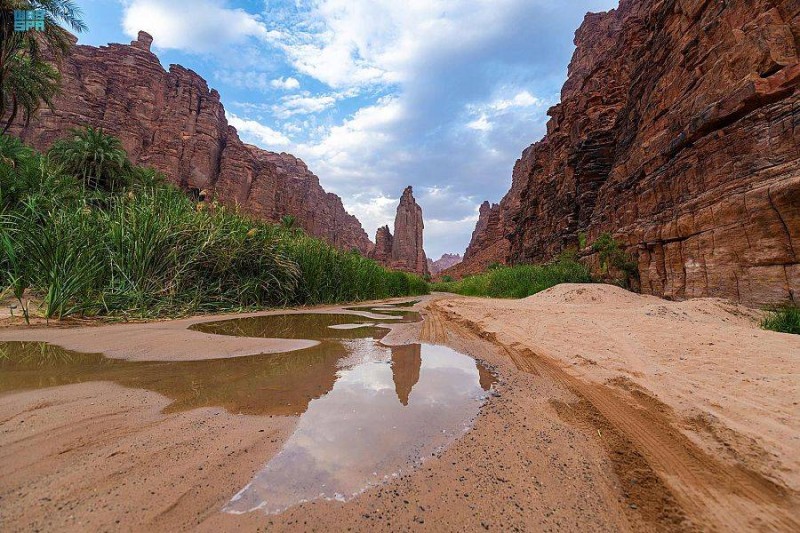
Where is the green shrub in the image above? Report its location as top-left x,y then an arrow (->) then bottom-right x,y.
591,232 -> 638,288
430,258 -> 592,299
761,306 -> 800,335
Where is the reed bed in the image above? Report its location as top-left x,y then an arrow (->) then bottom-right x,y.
0,133 -> 428,319
431,260 -> 592,299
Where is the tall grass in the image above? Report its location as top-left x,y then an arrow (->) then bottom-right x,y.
431,259 -> 592,299
0,133 -> 428,319
761,306 -> 800,335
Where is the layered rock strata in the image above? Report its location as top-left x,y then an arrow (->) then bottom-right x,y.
9,32 -> 373,253
455,0 -> 800,305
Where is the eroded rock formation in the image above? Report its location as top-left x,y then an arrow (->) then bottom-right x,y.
370,186 -> 429,276
455,0 -> 800,305
9,32 -> 373,253
427,254 -> 463,276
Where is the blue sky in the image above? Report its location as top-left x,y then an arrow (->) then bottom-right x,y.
77,0 -> 618,259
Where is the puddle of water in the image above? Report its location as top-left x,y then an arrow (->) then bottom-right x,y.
0,340 -> 347,416
225,343 -> 493,515
192,312 -> 397,339
1,304 -> 497,516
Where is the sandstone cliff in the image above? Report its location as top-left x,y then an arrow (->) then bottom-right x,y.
456,0 -> 800,305
9,32 -> 373,254
370,186 -> 429,276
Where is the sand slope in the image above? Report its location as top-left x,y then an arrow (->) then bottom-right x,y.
433,284 -> 800,530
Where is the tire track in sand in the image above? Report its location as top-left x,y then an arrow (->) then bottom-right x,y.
428,301 -> 799,532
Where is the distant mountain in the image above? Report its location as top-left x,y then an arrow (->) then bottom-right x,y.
427,254 -> 463,276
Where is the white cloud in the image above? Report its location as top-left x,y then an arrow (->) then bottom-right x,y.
294,96 -> 407,181
274,93 -> 338,118
466,115 -> 492,132
270,76 -> 301,90
268,0 -> 528,90
122,0 -> 271,53
223,0 -> 619,258
227,113 -> 291,147
342,194 -> 398,240
466,90 -> 549,133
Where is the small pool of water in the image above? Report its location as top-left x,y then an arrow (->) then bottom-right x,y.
0,302 -> 495,515
225,343 -> 493,515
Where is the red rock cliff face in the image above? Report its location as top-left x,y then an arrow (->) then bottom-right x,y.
369,186 -> 429,276
458,0 -> 800,305
9,32 -> 373,254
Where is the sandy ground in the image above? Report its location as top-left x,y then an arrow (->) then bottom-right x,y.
1,286 -> 798,531
0,305 -> 403,361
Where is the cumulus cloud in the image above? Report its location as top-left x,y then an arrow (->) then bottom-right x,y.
122,0 -> 272,53
273,93 -> 339,118
139,0 -> 620,257
271,77 -> 300,90
227,113 -> 291,147
247,0 -> 618,257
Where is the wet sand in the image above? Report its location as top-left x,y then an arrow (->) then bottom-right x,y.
1,288 -> 798,531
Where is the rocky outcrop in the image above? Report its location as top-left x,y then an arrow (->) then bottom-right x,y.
371,226 -> 394,265
9,32 -> 373,254
427,254 -> 462,276
444,201 -> 512,278
457,0 -> 800,305
370,186 -> 429,276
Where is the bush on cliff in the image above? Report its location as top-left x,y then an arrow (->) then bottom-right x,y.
0,132 -> 428,319
430,256 -> 592,299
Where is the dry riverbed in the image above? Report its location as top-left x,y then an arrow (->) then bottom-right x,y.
1,286 -> 798,531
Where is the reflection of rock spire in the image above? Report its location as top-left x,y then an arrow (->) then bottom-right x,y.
390,344 -> 422,406
478,363 -> 496,392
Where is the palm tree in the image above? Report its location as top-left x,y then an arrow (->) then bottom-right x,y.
0,1 -> 86,130
49,127 -> 129,192
1,38 -> 59,133
0,130 -> 32,167
0,1 -> 87,60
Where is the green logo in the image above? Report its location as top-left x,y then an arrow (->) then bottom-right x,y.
14,9 -> 45,32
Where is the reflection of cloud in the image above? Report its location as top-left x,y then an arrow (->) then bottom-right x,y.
225,343 -> 486,514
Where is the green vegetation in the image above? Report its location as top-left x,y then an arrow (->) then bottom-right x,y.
1,1 -> 87,132
761,306 -> 800,335
430,255 -> 592,299
0,131 -> 427,320
591,232 -> 638,288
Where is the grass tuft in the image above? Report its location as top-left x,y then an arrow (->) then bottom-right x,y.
761,306 -> 800,335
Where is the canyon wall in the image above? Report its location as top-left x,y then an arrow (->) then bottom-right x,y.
9,32 -> 373,254
454,0 -> 800,305
370,187 -> 429,276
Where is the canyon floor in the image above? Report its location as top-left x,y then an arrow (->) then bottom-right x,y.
1,285 -> 798,532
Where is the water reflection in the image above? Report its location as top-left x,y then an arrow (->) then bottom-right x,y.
225,343 -> 492,515
1,305 -> 497,515
392,344 -> 421,406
